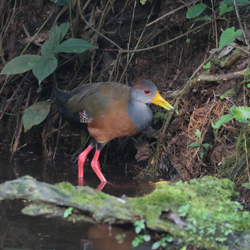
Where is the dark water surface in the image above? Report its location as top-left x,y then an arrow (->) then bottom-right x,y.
0,147 -> 153,250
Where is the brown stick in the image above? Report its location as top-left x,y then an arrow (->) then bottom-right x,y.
0,72 -> 29,121
198,69 -> 248,82
10,86 -> 33,162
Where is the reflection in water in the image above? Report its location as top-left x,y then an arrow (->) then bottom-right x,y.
0,148 -> 153,250
0,200 -> 151,250
88,225 -> 135,250
0,200 -> 91,250
0,147 -> 154,196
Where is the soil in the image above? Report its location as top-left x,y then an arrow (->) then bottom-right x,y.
1,0 -> 250,198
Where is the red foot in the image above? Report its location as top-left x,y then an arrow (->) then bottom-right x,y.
96,182 -> 107,191
96,181 -> 119,191
78,177 -> 84,186
78,145 -> 93,177
91,150 -> 107,182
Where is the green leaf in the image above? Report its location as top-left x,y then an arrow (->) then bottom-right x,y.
236,118 -> 250,123
153,112 -> 168,120
143,234 -> 151,242
140,0 -> 147,4
189,142 -> 200,147
1,55 -> 40,75
132,240 -> 139,247
54,38 -> 96,53
32,55 -> 58,84
195,129 -> 201,139
194,16 -> 212,21
132,236 -> 142,247
230,105 -> 236,113
203,61 -> 211,69
235,29 -> 243,36
161,242 -> 167,247
166,235 -> 173,242
232,106 -> 250,120
180,247 -> 187,250
134,219 -> 145,230
203,143 -> 212,148
178,204 -> 190,217
219,3 -> 234,15
220,88 -> 234,100
242,183 -> 250,189
79,51 -> 88,65
211,114 -> 234,129
221,0 -> 250,6
42,40 -> 53,56
115,234 -> 121,240
41,23 -> 69,56
47,24 -> 62,51
215,237 -> 227,242
152,241 -> 160,250
63,207 -> 73,218
200,149 -> 204,159
59,22 -> 70,41
219,27 -> 242,48
135,226 -> 142,234
49,0 -> 70,5
186,4 -> 207,19
23,101 -> 51,132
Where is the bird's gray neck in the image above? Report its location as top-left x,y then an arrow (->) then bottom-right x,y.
127,99 -> 153,132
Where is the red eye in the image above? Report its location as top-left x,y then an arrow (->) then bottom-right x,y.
144,89 -> 151,95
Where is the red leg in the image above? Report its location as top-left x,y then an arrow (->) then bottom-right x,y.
91,150 -> 107,182
78,177 -> 84,186
96,182 -> 107,191
78,145 -> 93,178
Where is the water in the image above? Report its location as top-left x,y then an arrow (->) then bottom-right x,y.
0,146 -> 153,250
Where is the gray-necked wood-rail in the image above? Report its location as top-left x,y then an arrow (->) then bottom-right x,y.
55,79 -> 174,183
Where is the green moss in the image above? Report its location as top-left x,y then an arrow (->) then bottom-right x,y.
212,55 -> 227,68
55,182 -> 110,204
1,175 -> 250,249
126,176 -> 250,249
219,154 -> 246,180
54,176 -> 250,248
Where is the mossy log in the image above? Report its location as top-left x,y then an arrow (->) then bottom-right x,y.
0,176 -> 250,250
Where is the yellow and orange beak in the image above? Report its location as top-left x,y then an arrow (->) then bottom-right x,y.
152,90 -> 177,113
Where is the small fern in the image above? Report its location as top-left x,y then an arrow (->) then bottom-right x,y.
232,106 -> 250,120
212,105 -> 250,129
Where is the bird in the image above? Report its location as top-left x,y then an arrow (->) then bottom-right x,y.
55,79 -> 175,184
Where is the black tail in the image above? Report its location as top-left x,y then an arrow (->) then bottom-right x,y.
54,88 -> 69,107
54,88 -> 87,130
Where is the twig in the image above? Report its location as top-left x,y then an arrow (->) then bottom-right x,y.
234,0 -> 250,48
119,1 -> 156,81
121,3 -> 250,54
21,6 -> 57,55
170,54 -> 213,99
0,0 -> 17,64
122,18 -> 216,53
198,69 -> 249,81
22,24 -> 42,47
230,43 -> 250,56
243,130 -> 250,182
53,116 -> 62,159
10,85 -> 33,162
120,0 -> 137,82
0,72 -> 29,121
146,0 -> 199,27
77,0 -> 122,50
53,3 -> 69,25
211,0 -> 218,48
